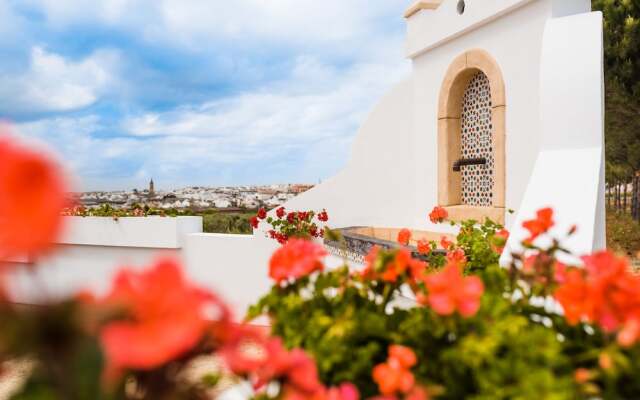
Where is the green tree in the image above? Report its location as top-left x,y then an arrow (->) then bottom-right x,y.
593,0 -> 640,214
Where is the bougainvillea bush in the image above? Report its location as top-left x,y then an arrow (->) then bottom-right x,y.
2,131 -> 640,399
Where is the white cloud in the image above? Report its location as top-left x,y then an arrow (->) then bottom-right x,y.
12,55 -> 408,190
20,0 -> 405,54
0,46 -> 119,114
123,56 -> 408,145
4,1 -> 410,190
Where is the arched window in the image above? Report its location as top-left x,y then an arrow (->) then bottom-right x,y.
461,72 -> 493,207
437,49 -> 506,224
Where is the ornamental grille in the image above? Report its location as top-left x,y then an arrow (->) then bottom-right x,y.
460,72 -> 494,207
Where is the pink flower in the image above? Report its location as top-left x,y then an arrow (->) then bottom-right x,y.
269,239 -> 327,282
423,262 -> 484,317
325,383 -> 360,400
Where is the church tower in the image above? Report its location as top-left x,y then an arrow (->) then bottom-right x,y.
149,178 -> 155,196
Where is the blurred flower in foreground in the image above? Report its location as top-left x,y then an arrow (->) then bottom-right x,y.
0,130 -> 68,259
95,258 -> 231,381
269,238 -> 327,282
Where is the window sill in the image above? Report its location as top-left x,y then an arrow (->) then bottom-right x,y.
442,205 -> 505,225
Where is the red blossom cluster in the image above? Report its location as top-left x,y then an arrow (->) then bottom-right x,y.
397,229 -> 412,246
522,207 -> 554,244
361,247 -> 429,284
0,132 -> 68,258
554,251 -> 640,347
419,261 -> 484,317
222,327 -> 358,400
416,239 -> 430,255
428,206 -> 448,224
269,238 -> 327,282
254,206 -> 329,244
372,345 -> 428,400
268,229 -> 290,244
87,259 -> 232,381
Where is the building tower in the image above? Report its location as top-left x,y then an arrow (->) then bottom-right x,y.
149,178 -> 155,196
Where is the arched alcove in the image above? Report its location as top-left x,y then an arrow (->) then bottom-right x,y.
437,49 -> 506,224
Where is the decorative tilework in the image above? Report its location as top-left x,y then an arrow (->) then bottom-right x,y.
460,72 -> 494,206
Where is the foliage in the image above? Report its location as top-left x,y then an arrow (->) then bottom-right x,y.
593,0 -> 640,96
592,0 -> 640,180
63,204 -> 255,234
202,211 -> 253,234
250,207 -> 640,399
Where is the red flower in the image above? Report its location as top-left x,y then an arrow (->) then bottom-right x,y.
220,325 -> 270,374
255,338 -> 323,397
389,345 -> 417,368
423,262 -> 484,317
428,206 -> 448,224
0,136 -> 68,258
269,238 -> 327,282
250,216 -> 260,229
318,210 -> 329,222
417,239 -> 431,255
373,345 -> 417,396
397,229 -> 411,246
440,236 -> 453,250
406,386 -> 430,400
446,248 -> 467,267
277,207 -> 286,219
492,229 -> 509,254
97,259 -> 230,381
325,383 -> 360,400
408,258 -> 429,283
574,368 -> 592,384
381,248 -> 412,283
554,251 -> 640,341
522,207 -> 554,243
257,207 -> 267,220
287,212 -> 297,224
360,246 -> 381,280
618,318 -> 640,348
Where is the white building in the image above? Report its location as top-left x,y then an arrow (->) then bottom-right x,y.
9,0 -> 605,315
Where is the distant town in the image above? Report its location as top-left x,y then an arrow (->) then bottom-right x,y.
71,179 -> 314,211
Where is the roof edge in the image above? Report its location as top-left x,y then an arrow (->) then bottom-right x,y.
404,0 -> 443,18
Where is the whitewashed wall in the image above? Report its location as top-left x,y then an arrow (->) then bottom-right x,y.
284,0 -> 604,252
6,217 -> 350,316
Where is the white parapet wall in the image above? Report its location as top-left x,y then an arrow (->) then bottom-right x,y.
5,217 -> 349,317
7,216 -> 203,304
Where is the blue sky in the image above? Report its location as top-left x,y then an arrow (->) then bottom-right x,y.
0,0 -> 409,191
